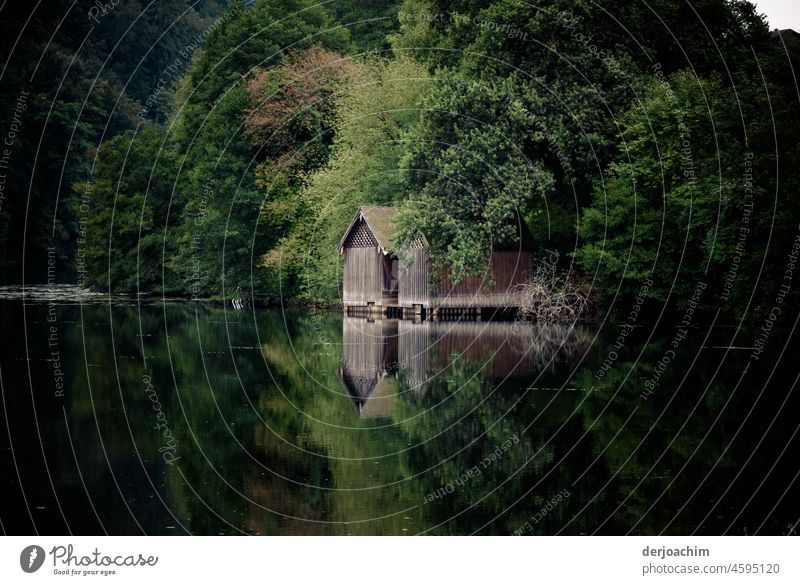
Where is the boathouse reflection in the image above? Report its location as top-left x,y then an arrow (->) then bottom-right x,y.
339,317 -> 591,418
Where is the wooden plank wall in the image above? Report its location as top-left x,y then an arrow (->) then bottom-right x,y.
433,250 -> 531,308
397,249 -> 531,308
397,248 -> 429,306
346,246 -> 531,309
343,247 -> 383,305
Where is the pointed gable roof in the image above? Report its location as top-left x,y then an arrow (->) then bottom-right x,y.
338,206 -> 399,255
337,205 -> 534,254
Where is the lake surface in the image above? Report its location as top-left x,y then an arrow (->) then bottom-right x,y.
1,297 -> 798,535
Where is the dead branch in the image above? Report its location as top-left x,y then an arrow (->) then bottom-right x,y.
514,258 -> 593,322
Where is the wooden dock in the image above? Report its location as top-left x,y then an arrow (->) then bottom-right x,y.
344,303 -> 519,322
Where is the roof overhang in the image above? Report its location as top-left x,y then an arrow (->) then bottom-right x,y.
337,206 -> 399,255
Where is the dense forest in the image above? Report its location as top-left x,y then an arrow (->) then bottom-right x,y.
1,0 -> 799,320
0,0 -> 235,273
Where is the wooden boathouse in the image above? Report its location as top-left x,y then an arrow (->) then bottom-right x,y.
338,206 -> 533,319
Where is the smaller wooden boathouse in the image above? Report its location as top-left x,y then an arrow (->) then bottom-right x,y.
338,206 -> 533,319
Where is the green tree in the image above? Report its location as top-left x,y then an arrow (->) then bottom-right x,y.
391,0 -> 769,285
273,56 -> 433,300
77,124 -> 181,293
167,0 -> 350,298
0,0 -> 233,275
329,0 -> 402,54
578,53 -> 800,318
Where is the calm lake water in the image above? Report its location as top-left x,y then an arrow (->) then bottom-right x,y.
1,297 -> 797,535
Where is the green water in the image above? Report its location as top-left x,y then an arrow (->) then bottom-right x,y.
0,300 -> 797,535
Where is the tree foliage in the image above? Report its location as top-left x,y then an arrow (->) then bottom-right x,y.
0,0 -> 234,277
20,0 -> 800,322
278,56 -> 433,300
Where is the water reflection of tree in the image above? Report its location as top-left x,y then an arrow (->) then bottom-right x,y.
386,321 -> 598,534
44,305 -> 798,535
505,322 -> 595,368
570,330 -> 799,535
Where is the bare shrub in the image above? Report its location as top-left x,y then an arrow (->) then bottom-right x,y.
515,255 -> 592,322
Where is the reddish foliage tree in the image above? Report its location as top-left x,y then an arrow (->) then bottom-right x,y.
244,45 -> 352,182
